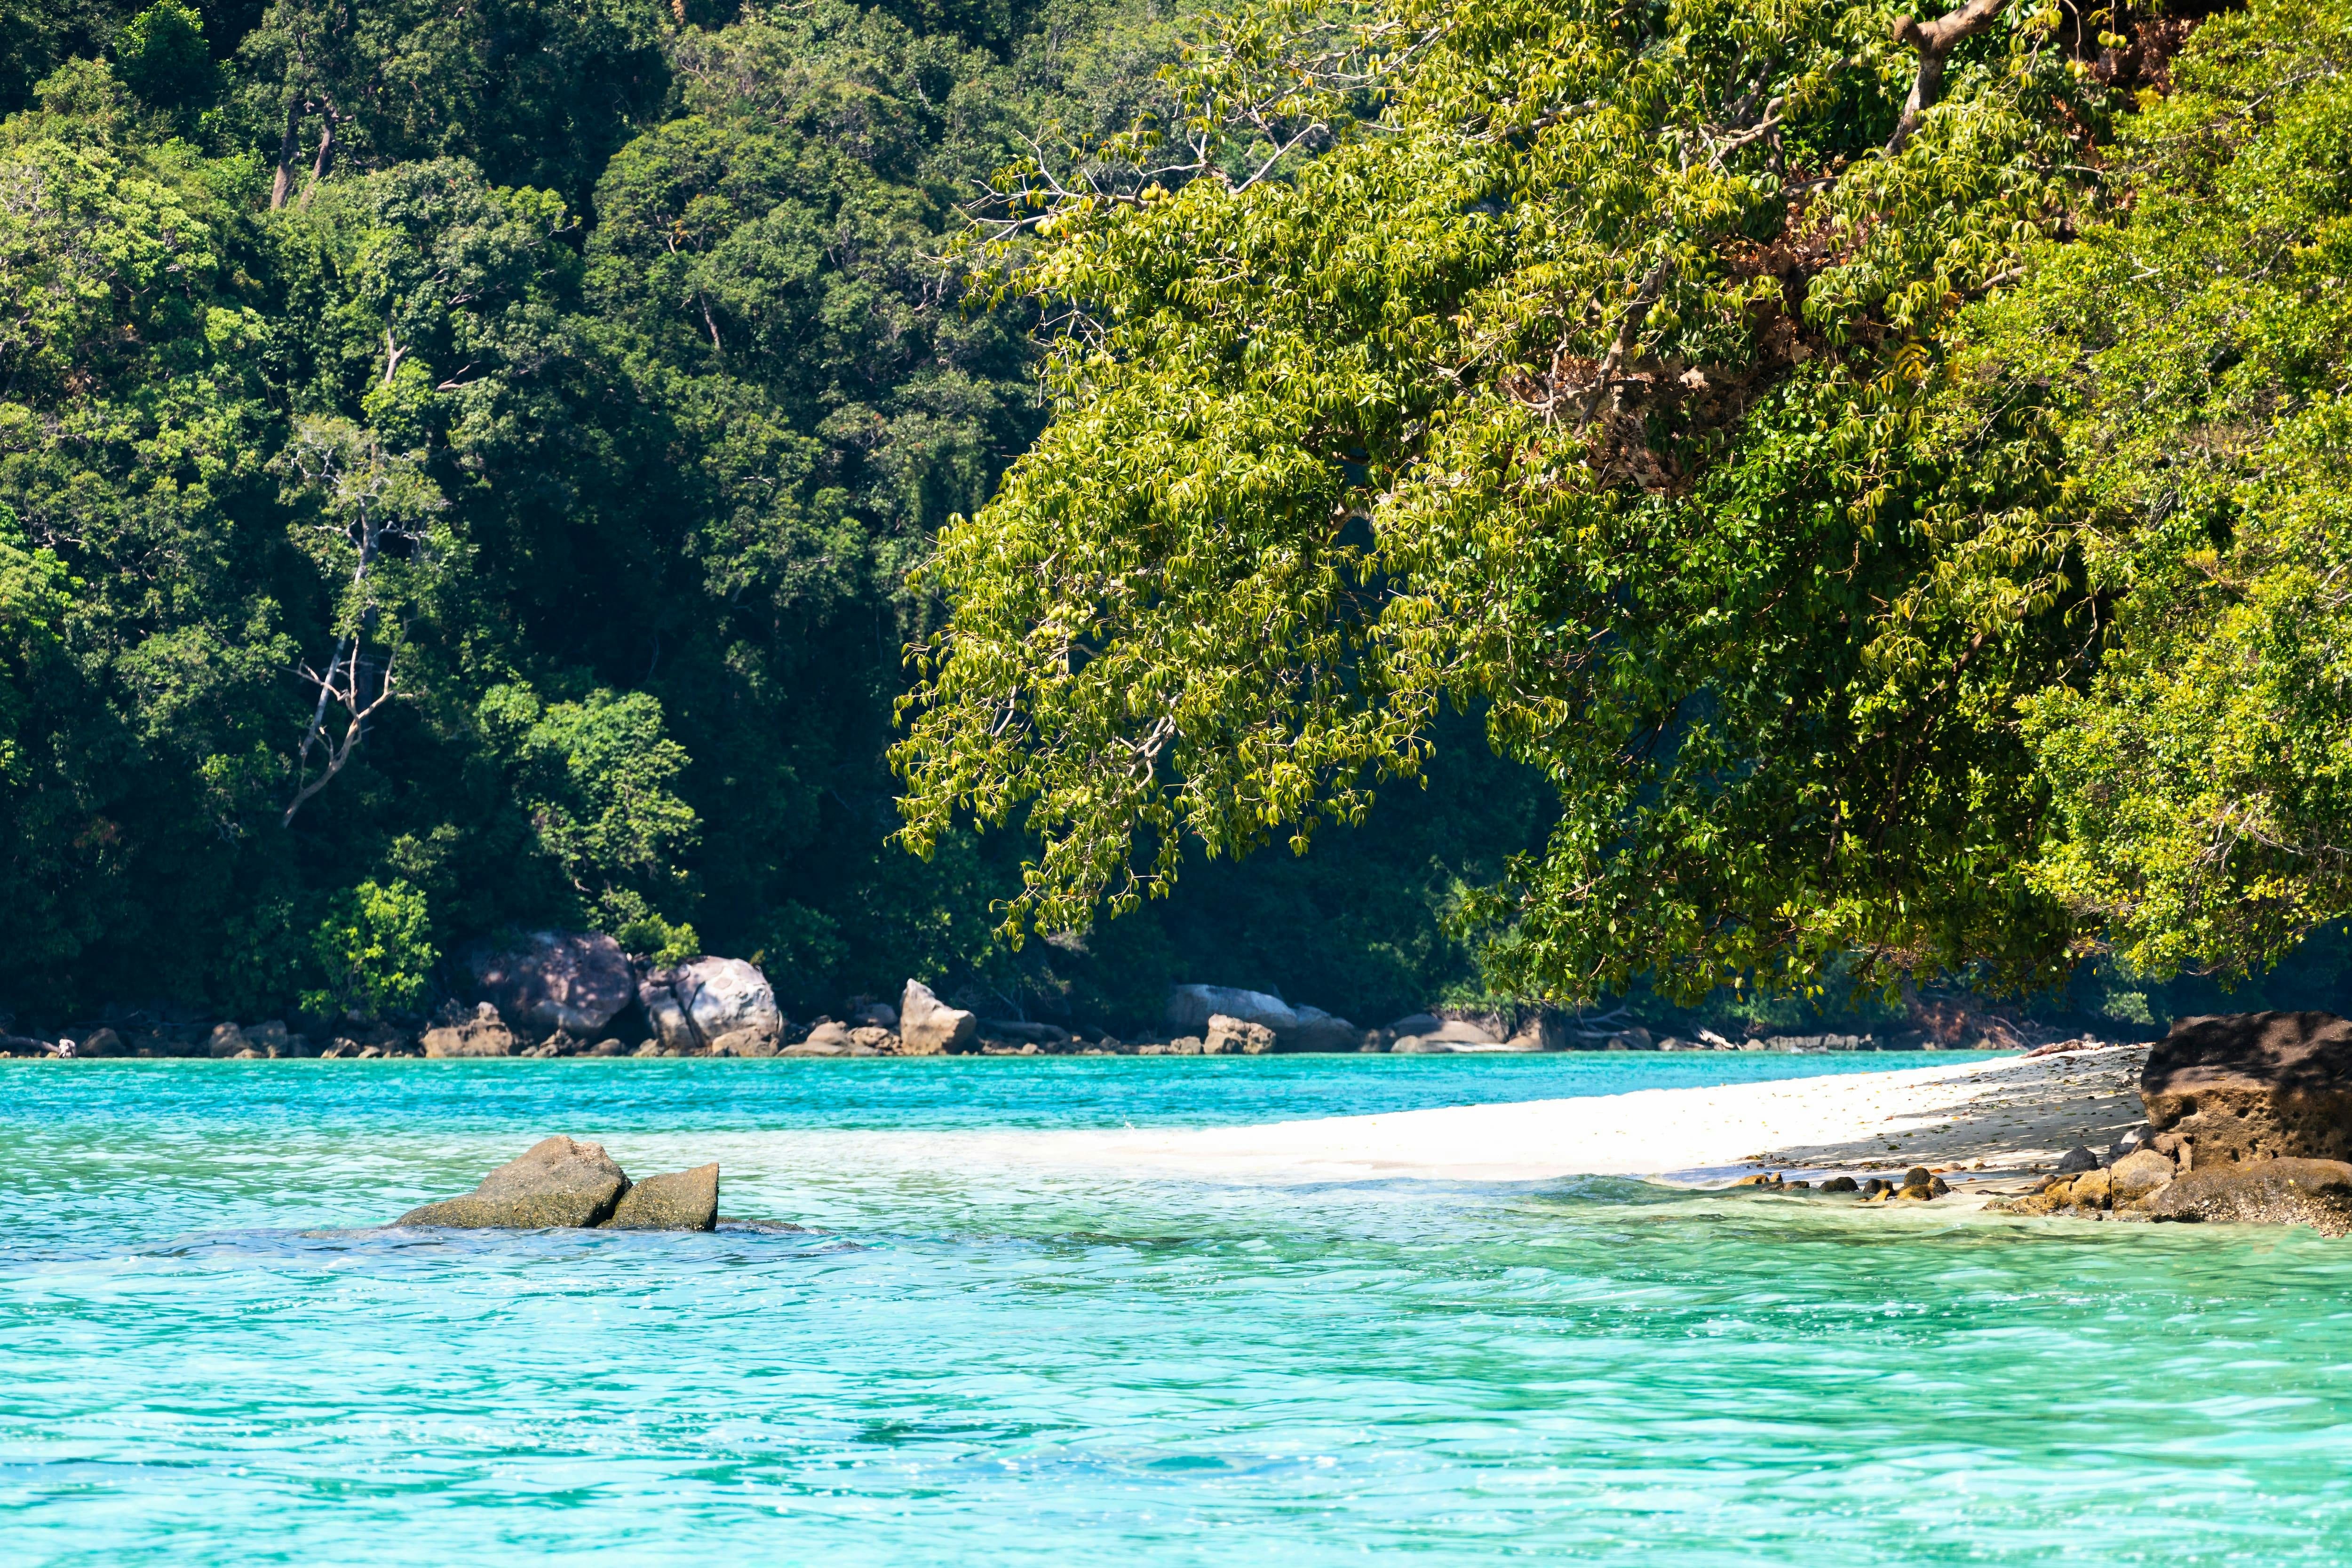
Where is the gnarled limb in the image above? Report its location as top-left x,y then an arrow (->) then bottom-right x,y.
1886,0 -> 2010,155
284,635 -> 396,827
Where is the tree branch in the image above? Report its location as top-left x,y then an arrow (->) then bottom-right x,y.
1886,0 -> 2010,156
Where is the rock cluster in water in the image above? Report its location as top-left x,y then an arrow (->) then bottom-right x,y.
1730,1167 -> 1954,1201
1991,1142 -> 2352,1236
395,1136 -> 717,1231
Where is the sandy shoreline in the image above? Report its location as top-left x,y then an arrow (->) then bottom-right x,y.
1004,1045 -> 2151,1188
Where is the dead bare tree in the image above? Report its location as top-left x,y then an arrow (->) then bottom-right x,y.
276,419 -> 444,826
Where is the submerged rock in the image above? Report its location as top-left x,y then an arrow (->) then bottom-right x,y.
2137,1157 -> 2352,1235
1820,1176 -> 1859,1193
397,1135 -> 629,1228
2141,1011 -> 2352,1164
602,1164 -> 718,1231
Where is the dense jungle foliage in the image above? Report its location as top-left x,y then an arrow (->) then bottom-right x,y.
0,0 -> 1568,1029
3,0 -> 2347,1036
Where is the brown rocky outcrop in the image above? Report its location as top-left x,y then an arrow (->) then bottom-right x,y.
1204,1014 -> 1277,1054
422,1004 -> 519,1058
397,1135 -> 631,1227
2140,1011 -> 2352,1164
783,1021 -> 875,1056
2135,1158 -> 2352,1236
602,1164 -> 718,1231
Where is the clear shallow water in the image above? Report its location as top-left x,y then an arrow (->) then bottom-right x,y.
6,1056 -> 2351,1566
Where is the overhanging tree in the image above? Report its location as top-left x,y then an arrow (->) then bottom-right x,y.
897,0 -> 2133,1003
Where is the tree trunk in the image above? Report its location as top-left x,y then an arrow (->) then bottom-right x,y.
298,104 -> 339,208
270,98 -> 304,211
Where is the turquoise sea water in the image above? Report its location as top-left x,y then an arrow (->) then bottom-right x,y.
7,1054 -> 2352,1566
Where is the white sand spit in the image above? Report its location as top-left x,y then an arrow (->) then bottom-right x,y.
1001,1045 -> 2152,1184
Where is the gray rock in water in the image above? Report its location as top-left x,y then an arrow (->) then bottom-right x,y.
2137,1157 -> 2352,1235
397,1135 -> 630,1228
602,1164 -> 718,1231
2055,1145 -> 2100,1173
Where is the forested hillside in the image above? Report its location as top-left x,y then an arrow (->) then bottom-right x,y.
0,0 -> 1559,1028
5,0 -> 2348,1039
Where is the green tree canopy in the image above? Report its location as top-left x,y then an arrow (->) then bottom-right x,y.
899,0 -> 2121,1003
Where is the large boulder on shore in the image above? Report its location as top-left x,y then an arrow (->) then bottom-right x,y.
635,958 -> 782,1053
469,931 -> 634,1035
1392,1019 -> 1510,1054
422,1004 -> 519,1058
1167,984 -> 1356,1050
900,980 -> 977,1054
602,1163 -> 718,1231
397,1135 -> 630,1227
2136,1157 -> 2352,1235
2140,1011 -> 2352,1163
674,957 -> 782,1053
1204,1014 -> 1277,1054
1168,984 -> 1296,1034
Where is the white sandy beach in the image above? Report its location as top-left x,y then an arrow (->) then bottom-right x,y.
1005,1045 -> 2152,1186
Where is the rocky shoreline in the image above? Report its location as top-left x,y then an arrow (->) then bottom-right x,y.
1710,1011 -> 2352,1237
0,948 -> 2087,1062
